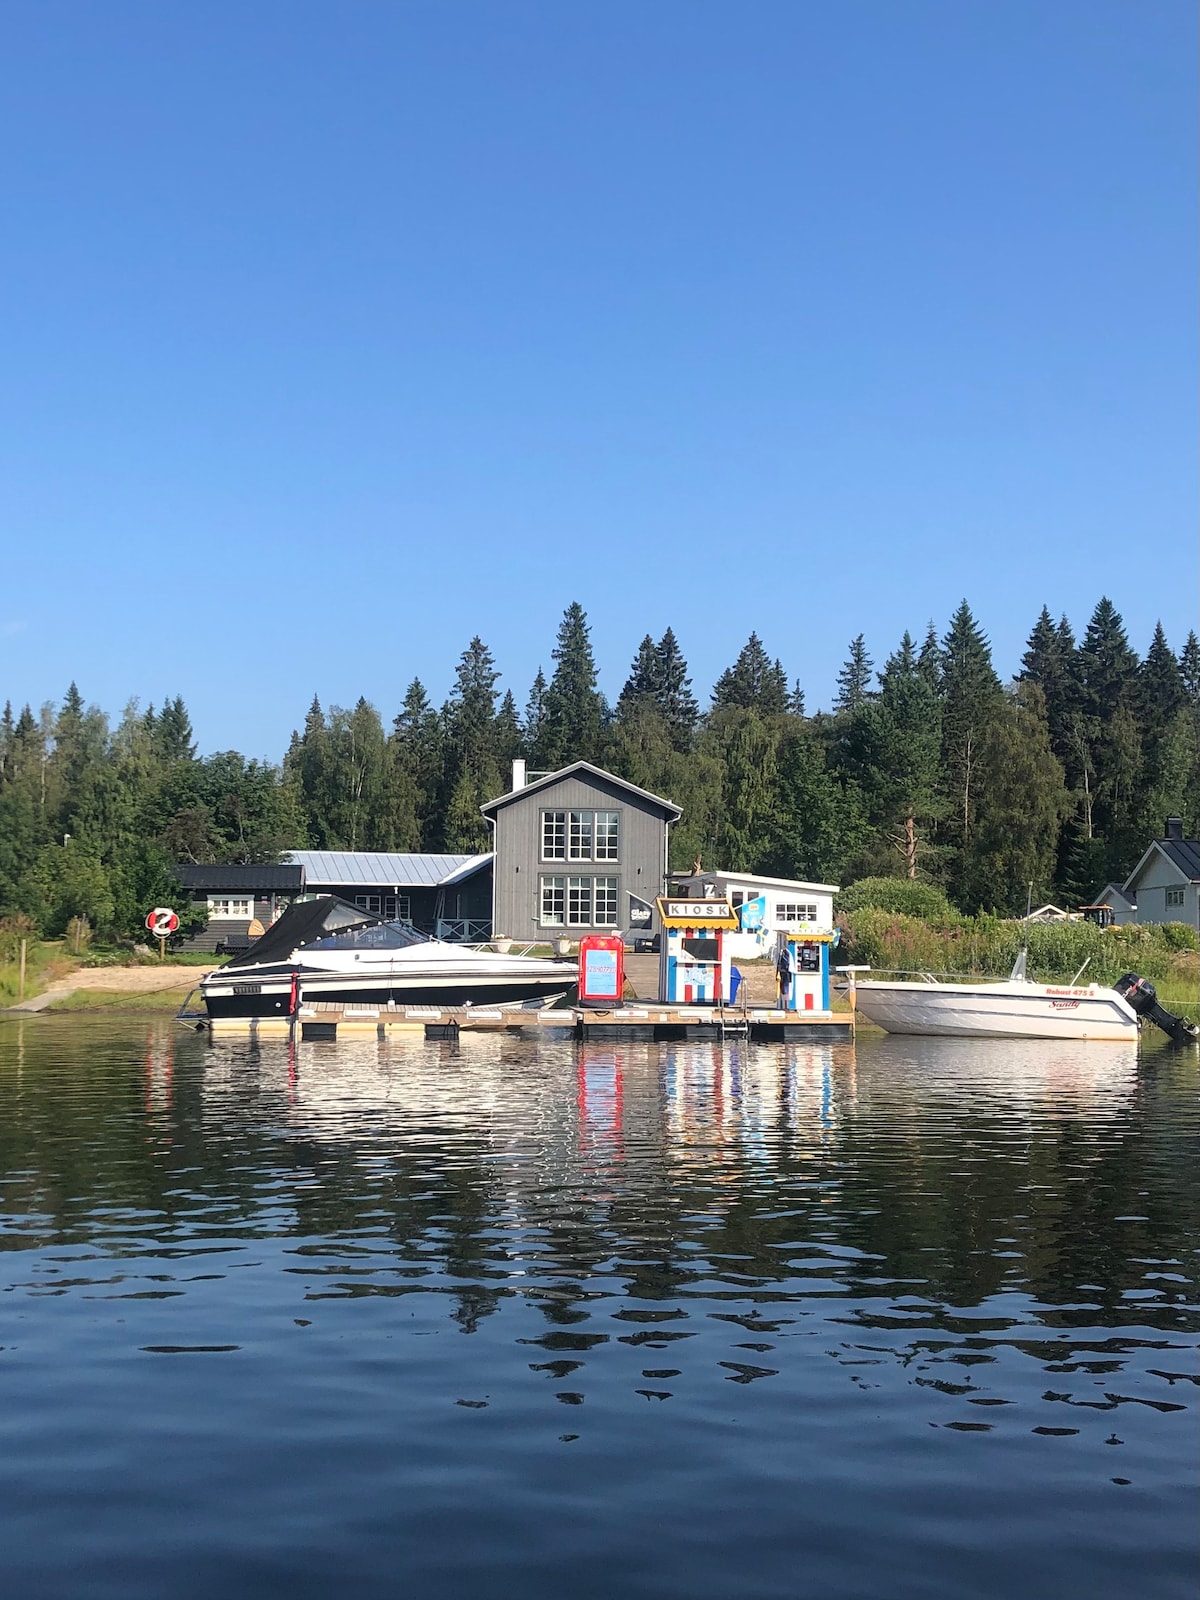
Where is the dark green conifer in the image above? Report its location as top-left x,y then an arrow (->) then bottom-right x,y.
616,636 -> 659,720
654,628 -> 700,745
834,635 -> 874,713
1179,631 -> 1200,707
1079,598 -> 1138,722
713,633 -> 787,714
524,669 -> 549,766
1138,622 -> 1184,733
541,602 -> 604,766
917,622 -> 941,692
939,602 -> 1002,883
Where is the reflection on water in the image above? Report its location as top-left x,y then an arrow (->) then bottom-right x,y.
0,1019 -> 1196,1600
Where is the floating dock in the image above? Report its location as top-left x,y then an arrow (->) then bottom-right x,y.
205,1002 -> 853,1044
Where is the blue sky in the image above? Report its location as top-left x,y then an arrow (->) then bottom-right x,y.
1,1 -> 1195,755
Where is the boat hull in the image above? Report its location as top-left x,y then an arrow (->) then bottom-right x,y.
852,981 -> 1139,1041
200,963 -> 576,1020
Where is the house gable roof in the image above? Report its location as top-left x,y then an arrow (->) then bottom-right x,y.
480,761 -> 682,821
1122,837 -> 1200,893
1092,881 -> 1137,910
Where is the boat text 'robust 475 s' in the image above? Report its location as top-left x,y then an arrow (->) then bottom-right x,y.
199,897 -> 577,1020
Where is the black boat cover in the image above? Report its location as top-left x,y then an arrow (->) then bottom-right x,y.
223,896 -> 380,969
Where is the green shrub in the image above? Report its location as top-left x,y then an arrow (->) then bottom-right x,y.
1157,921 -> 1200,953
839,907 -> 1198,987
836,877 -> 956,924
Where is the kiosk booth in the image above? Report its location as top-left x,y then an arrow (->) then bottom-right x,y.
656,896 -> 739,1004
775,930 -> 836,1013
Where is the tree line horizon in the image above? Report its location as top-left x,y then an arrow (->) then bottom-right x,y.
2,596 -> 1197,940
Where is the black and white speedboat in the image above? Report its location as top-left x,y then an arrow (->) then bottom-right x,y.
200,897 -> 577,1020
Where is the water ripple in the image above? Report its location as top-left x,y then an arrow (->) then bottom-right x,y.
0,1018 -> 1196,1600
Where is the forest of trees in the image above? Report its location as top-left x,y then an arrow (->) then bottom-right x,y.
2,597 -> 1198,940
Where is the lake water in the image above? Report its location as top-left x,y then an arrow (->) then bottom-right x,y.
0,1018 -> 1196,1600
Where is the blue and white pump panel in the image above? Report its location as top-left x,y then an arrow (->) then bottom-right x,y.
775,929 -> 838,1013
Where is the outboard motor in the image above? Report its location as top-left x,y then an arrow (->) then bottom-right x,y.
1114,973 -> 1200,1045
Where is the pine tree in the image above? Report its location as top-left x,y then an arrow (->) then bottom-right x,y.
939,602 -> 1002,889
838,637 -> 942,878
1179,631 -> 1200,708
388,678 -> 442,850
540,602 -> 604,767
286,696 -> 335,847
834,635 -> 874,713
654,628 -> 699,747
155,697 -> 196,764
883,631 -> 918,680
438,637 -> 503,845
616,636 -> 659,720
1138,622 -> 1184,734
493,691 -> 523,769
788,680 -> 806,717
0,700 -> 13,781
1079,598 -> 1138,722
1021,606 -> 1079,767
524,669 -> 549,767
917,622 -> 941,692
712,633 -> 787,714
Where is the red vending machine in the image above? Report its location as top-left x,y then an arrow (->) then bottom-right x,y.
577,934 -> 625,1007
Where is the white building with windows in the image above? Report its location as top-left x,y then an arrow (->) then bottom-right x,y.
668,869 -> 839,960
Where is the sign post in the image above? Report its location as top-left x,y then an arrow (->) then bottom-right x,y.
146,907 -> 180,960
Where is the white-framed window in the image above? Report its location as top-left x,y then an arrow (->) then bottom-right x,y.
568,876 -> 593,925
593,877 -> 618,925
542,811 -> 566,860
568,811 -> 594,860
355,895 -> 382,915
776,902 -> 819,924
547,808 -> 620,862
542,875 -> 619,927
1166,887 -> 1186,908
208,896 -> 253,920
541,876 -> 565,926
383,895 -> 412,922
595,812 -> 619,861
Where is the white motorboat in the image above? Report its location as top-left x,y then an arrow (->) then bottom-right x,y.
848,954 -> 1140,1041
200,896 -> 577,1020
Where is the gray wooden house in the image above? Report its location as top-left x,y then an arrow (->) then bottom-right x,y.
1121,818 -> 1200,926
481,760 -> 681,941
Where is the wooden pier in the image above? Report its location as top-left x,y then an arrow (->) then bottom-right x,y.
206,1002 -> 853,1044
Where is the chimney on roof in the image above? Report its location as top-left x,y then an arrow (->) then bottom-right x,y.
1165,816 -> 1184,841
512,758 -> 527,791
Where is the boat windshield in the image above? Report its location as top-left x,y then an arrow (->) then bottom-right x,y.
307,921 -> 429,951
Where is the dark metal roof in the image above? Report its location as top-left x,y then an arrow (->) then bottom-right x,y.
1158,838 -> 1200,882
174,863 -> 306,893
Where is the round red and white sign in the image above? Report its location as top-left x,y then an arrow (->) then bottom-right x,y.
146,907 -> 179,936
